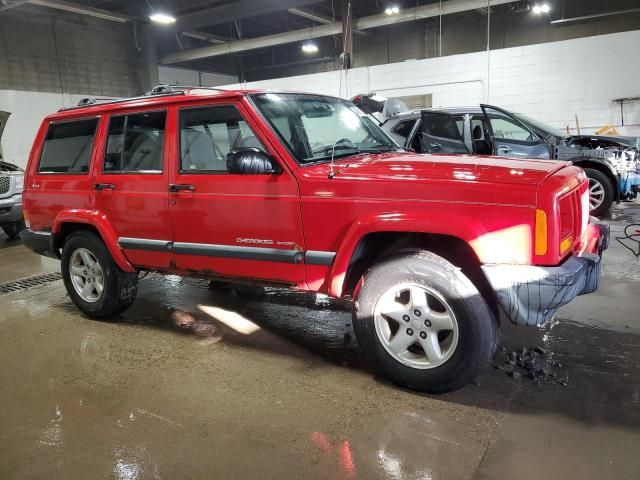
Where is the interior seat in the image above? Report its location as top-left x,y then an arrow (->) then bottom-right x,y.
472,125 -> 492,155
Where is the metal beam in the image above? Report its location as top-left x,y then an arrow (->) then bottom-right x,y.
287,6 -> 366,35
166,0 -> 321,34
162,0 -> 518,64
0,0 -> 30,13
182,31 -> 228,45
26,0 -> 130,22
550,8 -> 640,25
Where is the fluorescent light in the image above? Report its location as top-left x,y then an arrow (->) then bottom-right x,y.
150,12 -> 176,24
385,6 -> 400,15
302,41 -> 319,53
541,3 -> 551,13
532,5 -> 541,14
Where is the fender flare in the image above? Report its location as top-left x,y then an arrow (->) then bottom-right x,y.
52,209 -> 135,272
327,211 -> 487,297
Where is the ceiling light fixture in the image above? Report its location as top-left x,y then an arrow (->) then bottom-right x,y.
531,3 -> 551,15
301,41 -> 319,53
150,12 -> 176,24
384,6 -> 400,15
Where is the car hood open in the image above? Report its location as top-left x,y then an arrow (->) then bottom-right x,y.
301,152 -> 566,186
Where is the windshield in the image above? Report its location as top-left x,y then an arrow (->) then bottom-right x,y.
252,93 -> 398,165
514,112 -> 566,139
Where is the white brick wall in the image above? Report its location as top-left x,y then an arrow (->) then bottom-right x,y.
226,30 -> 640,135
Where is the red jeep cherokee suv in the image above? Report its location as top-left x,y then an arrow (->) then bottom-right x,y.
21,87 -> 609,393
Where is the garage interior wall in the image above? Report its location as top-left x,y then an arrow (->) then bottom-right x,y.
0,8 -> 142,168
225,30 -> 640,136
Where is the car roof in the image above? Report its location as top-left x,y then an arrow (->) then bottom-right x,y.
390,106 -> 483,120
47,88 -> 341,121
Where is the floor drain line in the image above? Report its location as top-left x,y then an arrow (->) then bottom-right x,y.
0,272 -> 63,294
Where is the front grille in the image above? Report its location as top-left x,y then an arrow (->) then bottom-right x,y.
0,176 -> 10,195
0,272 -> 62,295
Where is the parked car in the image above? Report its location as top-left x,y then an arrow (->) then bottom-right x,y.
381,104 -> 640,216
21,87 -> 608,393
0,111 -> 25,239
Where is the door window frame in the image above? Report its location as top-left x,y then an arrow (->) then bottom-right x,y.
177,103 -> 272,175
99,108 -> 168,175
480,104 -> 543,146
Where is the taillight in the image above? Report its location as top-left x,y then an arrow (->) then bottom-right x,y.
534,209 -> 548,256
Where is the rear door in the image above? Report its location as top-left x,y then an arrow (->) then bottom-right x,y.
480,104 -> 550,159
417,111 -> 469,154
167,99 -> 306,285
91,109 -> 173,269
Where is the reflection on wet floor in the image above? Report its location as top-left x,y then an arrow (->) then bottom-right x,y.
1,203 -> 640,479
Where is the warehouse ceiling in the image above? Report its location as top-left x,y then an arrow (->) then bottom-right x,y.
3,0 -> 640,81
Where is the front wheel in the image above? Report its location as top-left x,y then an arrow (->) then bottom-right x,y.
61,231 -> 138,319
584,168 -> 614,217
352,250 -> 499,393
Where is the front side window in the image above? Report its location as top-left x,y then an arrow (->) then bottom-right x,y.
392,119 -> 417,139
252,93 -> 397,165
38,118 -> 98,174
179,105 -> 265,173
485,111 -> 535,143
104,111 -> 166,173
422,113 -> 464,141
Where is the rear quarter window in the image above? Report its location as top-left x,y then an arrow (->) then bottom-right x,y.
38,118 -> 99,174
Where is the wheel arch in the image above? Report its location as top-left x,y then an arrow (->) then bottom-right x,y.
52,210 -> 135,272
573,159 -> 620,202
328,217 -> 500,323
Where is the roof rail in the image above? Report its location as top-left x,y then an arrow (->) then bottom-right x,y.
57,84 -> 230,112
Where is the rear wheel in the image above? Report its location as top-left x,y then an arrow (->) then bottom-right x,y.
61,231 -> 137,318
2,219 -> 25,239
584,168 -> 614,217
352,250 -> 499,393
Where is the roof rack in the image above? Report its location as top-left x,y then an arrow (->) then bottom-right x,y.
58,84 -> 230,112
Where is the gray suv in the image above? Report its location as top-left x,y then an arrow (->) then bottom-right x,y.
0,111 -> 25,239
382,104 -> 640,217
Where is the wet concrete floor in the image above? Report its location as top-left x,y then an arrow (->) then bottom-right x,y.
0,203 -> 639,479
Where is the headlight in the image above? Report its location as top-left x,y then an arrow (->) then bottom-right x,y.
13,174 -> 24,192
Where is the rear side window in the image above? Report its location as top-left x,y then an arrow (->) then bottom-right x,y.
104,111 -> 166,173
423,114 -> 464,141
38,118 -> 98,174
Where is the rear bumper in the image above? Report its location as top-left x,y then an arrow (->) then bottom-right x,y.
20,230 -> 58,259
0,194 -> 23,225
482,220 -> 609,326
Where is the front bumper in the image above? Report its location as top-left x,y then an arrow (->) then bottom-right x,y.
0,193 -> 23,225
482,220 -> 610,326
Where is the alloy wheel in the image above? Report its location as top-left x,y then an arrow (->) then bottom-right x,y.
373,283 -> 459,369
69,248 -> 104,303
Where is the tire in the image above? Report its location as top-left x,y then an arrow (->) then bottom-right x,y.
61,231 -> 137,319
352,250 -> 499,394
2,219 -> 25,239
584,168 -> 614,217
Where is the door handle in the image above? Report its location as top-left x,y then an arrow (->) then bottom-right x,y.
169,184 -> 196,193
497,145 -> 512,154
94,183 -> 115,191
429,143 -> 442,152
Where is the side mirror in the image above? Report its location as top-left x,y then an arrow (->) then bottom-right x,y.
227,148 -> 279,175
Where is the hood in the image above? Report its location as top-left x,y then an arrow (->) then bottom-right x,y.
301,152 -> 566,186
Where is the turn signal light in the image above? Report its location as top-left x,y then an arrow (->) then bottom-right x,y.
534,209 -> 548,256
560,235 -> 574,255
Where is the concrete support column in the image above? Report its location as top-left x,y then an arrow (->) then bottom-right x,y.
139,23 -> 159,94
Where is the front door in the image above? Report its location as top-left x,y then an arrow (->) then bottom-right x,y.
417,112 -> 469,154
92,109 -> 173,269
480,104 -> 551,159
167,101 -> 305,285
